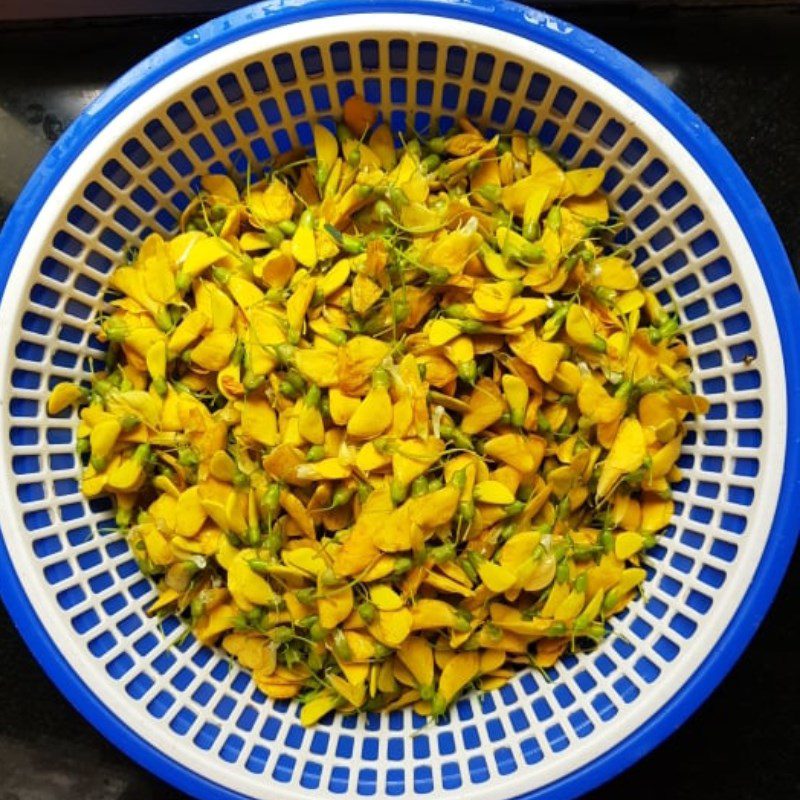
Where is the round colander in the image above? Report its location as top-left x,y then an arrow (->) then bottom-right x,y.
0,2 -> 798,799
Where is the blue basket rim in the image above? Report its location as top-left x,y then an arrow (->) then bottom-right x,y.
0,2 -> 798,799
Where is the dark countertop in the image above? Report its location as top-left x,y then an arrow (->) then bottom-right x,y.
0,5 -> 798,799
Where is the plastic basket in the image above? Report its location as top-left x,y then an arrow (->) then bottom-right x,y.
0,2 -> 798,799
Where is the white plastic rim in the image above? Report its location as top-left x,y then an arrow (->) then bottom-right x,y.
0,7 -> 795,800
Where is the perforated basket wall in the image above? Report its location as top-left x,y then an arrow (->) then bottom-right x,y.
0,4 -> 798,800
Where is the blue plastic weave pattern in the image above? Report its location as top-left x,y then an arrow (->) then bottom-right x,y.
0,4 -> 798,800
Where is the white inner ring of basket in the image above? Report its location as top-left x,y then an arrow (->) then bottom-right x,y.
0,13 -> 785,800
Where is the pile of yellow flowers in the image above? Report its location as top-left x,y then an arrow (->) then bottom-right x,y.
48,96 -> 707,725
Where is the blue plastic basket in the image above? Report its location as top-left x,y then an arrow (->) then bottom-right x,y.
0,2 -> 798,799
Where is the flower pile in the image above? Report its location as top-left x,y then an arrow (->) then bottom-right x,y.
49,96 -> 707,724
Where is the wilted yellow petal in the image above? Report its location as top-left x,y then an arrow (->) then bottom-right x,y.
343,93 -> 378,136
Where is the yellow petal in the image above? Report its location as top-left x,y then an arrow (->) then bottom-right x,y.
438,651 -> 480,702
615,531 -> 645,560
368,124 -> 397,171
595,256 -> 638,290
578,377 -> 625,424
371,607 -> 412,647
295,458 -> 352,481
371,585 -> 404,611
473,480 -> 515,505
142,525 -> 173,566
329,388 -> 361,425
565,167 -> 605,197
48,382 -> 83,414
241,395 -> 279,446
201,174 -> 239,202
474,281 -> 514,316
351,273 -> 383,315
328,673 -> 366,708
295,348 -> 340,387
650,435 -> 682,478
509,330 -> 564,382
641,494 -> 673,531
410,598 -> 457,630
167,309 -> 209,355
191,329 -> 236,371
461,377 -> 505,435
182,236 -> 231,278
298,404 -> 325,445
617,567 -> 647,595
478,561 -> 517,593
319,584 -> 354,629
481,247 -> 524,280
319,259 -> 351,297
286,277 -> 317,331
193,602 -> 238,644
229,550 -> 275,608
565,304 -> 597,346
251,180 -> 296,225
522,183 -> 552,227
347,387 -> 392,439
89,418 -> 121,460
484,434 -> 535,473
338,337 -> 390,395
300,691 -> 340,726
398,638 -> 434,688
392,438 -> 444,487
428,318 -> 462,347
175,486 -> 208,537
597,418 -> 646,498
291,222 -> 317,270
313,123 -> 339,171
423,571 -> 473,598
407,485 -> 460,529
227,275 -> 264,310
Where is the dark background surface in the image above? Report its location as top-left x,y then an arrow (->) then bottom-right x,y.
0,4 -> 798,799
